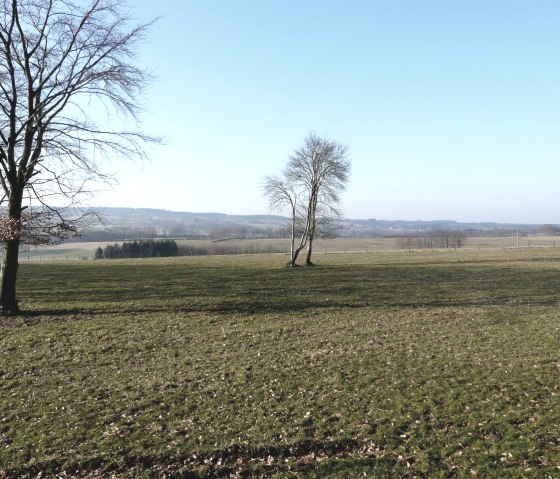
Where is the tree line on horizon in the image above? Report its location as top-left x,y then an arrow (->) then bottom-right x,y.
94,239 -> 289,259
95,240 -> 179,260
398,230 -> 467,250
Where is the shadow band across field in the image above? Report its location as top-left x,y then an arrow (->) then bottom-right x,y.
13,293 -> 560,325
2,437 -> 406,478
15,261 -> 560,321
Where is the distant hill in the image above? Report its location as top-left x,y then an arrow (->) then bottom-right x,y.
81,207 -> 289,241
339,218 -> 555,237
74,207 -> 557,242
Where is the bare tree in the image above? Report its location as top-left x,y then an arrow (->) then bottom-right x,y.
0,0 -> 158,314
287,133 -> 350,266
264,133 -> 350,267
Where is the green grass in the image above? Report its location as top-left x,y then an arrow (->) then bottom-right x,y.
1,249 -> 560,478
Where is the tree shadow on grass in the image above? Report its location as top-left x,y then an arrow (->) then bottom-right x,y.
3,437 -> 403,479
10,264 -> 560,325
9,293 -> 560,327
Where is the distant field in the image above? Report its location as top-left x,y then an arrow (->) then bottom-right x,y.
19,235 -> 560,261
1,248 -> 559,478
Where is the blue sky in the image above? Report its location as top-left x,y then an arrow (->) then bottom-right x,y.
94,1 -> 560,223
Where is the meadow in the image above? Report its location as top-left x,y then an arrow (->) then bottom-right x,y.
1,248 -> 559,478
19,235 -> 560,261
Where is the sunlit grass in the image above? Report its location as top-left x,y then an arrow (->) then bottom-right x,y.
1,249 -> 560,477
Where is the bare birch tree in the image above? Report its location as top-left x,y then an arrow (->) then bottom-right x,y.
0,0 -> 158,314
264,133 -> 350,267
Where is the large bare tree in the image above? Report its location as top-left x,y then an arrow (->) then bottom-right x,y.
0,0 -> 157,314
264,133 -> 350,267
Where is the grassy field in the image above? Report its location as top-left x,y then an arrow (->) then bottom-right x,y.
1,249 -> 560,477
19,235 -> 560,260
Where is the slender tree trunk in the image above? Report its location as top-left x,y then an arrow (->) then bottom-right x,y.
289,203 -> 296,263
288,237 -> 306,267
288,250 -> 299,267
288,223 -> 309,267
305,232 -> 315,266
305,192 -> 318,266
288,207 -> 312,267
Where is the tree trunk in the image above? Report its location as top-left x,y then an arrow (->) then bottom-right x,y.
305,189 -> 318,266
288,241 -> 306,267
1,189 -> 24,315
289,204 -> 296,263
288,222 -> 310,267
0,238 -> 21,315
288,248 -> 300,266
305,234 -> 315,266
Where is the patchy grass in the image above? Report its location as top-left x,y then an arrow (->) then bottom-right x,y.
1,249 -> 560,478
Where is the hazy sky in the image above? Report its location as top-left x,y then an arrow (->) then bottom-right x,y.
94,1 -> 560,223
